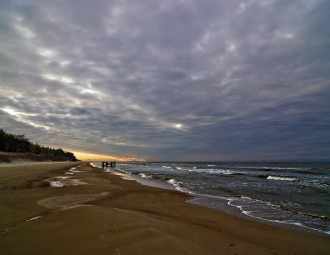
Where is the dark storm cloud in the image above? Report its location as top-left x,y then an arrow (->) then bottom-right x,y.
1,0 -> 329,161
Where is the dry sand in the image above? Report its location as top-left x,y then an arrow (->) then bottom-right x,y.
0,162 -> 329,255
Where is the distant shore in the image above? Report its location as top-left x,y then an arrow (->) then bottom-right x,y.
0,162 -> 329,255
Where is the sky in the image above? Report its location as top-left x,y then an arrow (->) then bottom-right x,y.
0,0 -> 330,162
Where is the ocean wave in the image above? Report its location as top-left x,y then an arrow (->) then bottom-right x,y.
228,196 -> 330,235
266,176 -> 297,181
165,178 -> 195,194
238,196 -> 277,208
167,178 -> 182,188
260,166 -> 305,171
297,170 -> 323,175
116,168 -> 130,175
115,162 -> 330,236
238,196 -> 330,222
187,168 -> 237,175
301,179 -> 329,188
139,173 -> 152,179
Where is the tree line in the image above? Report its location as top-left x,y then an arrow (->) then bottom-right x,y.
0,129 -> 77,161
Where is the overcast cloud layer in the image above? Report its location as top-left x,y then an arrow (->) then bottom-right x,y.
1,0 -> 329,161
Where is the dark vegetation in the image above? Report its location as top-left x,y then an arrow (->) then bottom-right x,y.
0,129 -> 77,162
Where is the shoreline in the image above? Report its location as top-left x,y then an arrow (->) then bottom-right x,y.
1,162 -> 329,254
102,162 -> 330,237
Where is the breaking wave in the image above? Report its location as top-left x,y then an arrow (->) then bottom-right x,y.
267,176 -> 298,181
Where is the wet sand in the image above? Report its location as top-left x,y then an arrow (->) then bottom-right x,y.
0,162 -> 329,255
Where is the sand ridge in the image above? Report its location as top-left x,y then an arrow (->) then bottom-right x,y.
37,192 -> 110,209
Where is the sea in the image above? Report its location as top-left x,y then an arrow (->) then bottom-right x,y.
95,161 -> 330,235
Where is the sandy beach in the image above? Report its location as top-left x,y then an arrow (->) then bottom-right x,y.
0,162 -> 329,255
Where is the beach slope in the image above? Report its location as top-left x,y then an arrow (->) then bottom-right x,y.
0,162 -> 329,255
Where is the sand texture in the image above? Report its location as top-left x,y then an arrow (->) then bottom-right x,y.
0,162 -> 329,255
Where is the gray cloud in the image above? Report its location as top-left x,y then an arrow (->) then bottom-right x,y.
1,0 -> 330,161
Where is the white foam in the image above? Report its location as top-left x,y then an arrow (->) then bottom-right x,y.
267,176 -> 297,181
227,198 -> 330,236
47,175 -> 87,187
49,181 -> 65,187
112,171 -> 135,180
54,176 -> 71,180
65,168 -> 82,174
261,166 -> 305,171
167,178 -> 182,188
162,166 -> 172,169
167,178 -> 177,185
90,162 -> 102,168
70,169 -> 83,173
139,173 -> 152,178
26,216 -> 42,222
188,168 -> 235,175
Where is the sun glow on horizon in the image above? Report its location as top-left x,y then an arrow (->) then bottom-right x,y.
71,150 -> 145,162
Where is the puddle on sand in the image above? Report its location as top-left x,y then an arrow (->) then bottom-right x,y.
47,166 -> 88,187
46,176 -> 87,188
